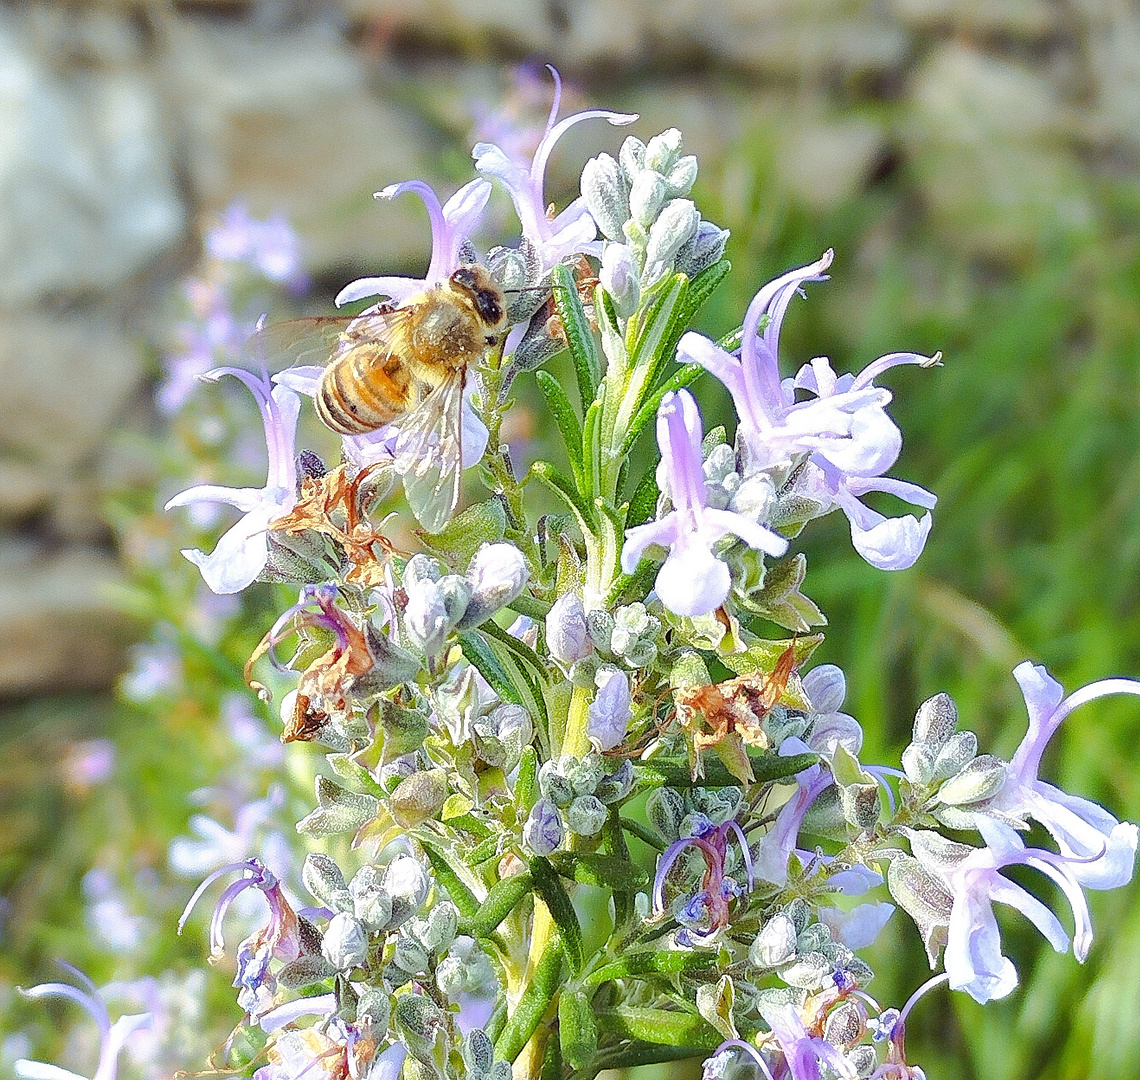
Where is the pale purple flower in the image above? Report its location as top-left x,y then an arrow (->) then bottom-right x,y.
158,279 -> 246,414
166,368 -> 300,594
335,178 -> 492,307
168,786 -> 285,878
621,390 -> 788,617
753,738 -> 833,887
677,252 -> 937,571
472,66 -> 637,273
545,591 -> 592,666
15,964 -> 151,1080
802,665 -> 863,758
273,366 -> 489,471
986,661 -> 1140,889
818,901 -> 895,950
912,817 -> 1094,1003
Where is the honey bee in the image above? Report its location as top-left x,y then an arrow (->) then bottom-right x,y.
315,265 -> 508,532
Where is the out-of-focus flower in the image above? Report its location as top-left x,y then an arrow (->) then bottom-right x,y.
61,739 -> 115,794
168,786 -> 285,878
82,869 -> 150,954
473,66 -> 637,273
166,368 -> 300,594
206,203 -> 305,287
335,178 -> 492,307
986,661 -> 1140,889
15,964 -> 151,1080
621,390 -> 788,617
120,642 -> 183,703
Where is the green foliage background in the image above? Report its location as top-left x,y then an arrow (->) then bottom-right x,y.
2,71 -> 1140,1080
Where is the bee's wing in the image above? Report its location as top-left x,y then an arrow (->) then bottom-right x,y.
393,373 -> 465,533
250,310 -> 411,374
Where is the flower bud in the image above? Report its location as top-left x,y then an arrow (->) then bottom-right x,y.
546,591 -> 593,666
664,154 -> 698,197
435,955 -> 466,1000
645,128 -> 684,173
322,912 -> 368,970
426,901 -> 459,953
458,543 -> 529,628
580,153 -> 629,242
394,994 -> 446,1065
303,853 -> 350,911
646,786 -> 685,839
383,855 -> 429,928
750,913 -> 798,968
538,759 -> 575,807
839,780 -> 882,831
629,169 -> 667,229
350,865 -> 393,931
594,759 -> 634,804
936,754 -> 1006,806
568,753 -> 605,795
522,798 -> 564,856
390,768 -> 448,828
644,199 -> 699,286
404,553 -> 440,588
804,664 -> 846,715
673,219 -> 729,278
587,666 -> 631,751
901,740 -> 938,785
567,794 -> 607,837
464,1030 -> 495,1075
619,135 -> 646,182
393,933 -> 430,974
586,608 -> 615,652
356,986 -> 391,1033
404,578 -> 450,656
600,243 -> 640,317
930,730 -> 978,781
913,692 -> 958,746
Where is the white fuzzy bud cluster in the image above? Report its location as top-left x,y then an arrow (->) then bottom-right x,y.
581,128 -> 729,315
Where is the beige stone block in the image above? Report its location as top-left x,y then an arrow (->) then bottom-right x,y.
0,543 -> 138,694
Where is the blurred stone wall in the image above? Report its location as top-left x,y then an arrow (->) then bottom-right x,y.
1,0 -> 1136,695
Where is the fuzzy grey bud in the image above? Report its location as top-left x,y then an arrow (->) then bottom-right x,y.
390,768 -> 448,828
322,912 -> 368,971
581,153 -> 629,242
646,786 -> 686,840
930,730 -> 978,781
901,740 -> 938,785
464,1030 -> 495,1075
350,866 -> 393,931
586,609 -> 615,652
303,853 -> 350,911
393,933 -> 430,974
538,759 -> 575,807
568,753 -> 605,795
913,692 -> 958,746
383,855 -> 429,928
664,154 -> 698,197
474,702 -> 533,772
458,543 -> 529,628
567,794 -> 607,837
356,986 -> 391,1034
674,219 -> 729,278
750,913 -> 798,968
619,135 -> 646,182
404,553 -> 440,588
644,199 -> 700,286
595,759 -> 634,804
629,170 -> 668,229
546,591 -> 593,666
523,798 -> 564,855
426,901 -> 459,953
394,994 -> 446,1064
645,128 -> 684,173
936,754 -> 1006,806
600,243 -> 640,317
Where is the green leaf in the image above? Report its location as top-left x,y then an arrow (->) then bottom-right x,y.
619,815 -> 668,851
559,989 -> 598,1071
594,1006 -> 720,1050
551,262 -> 602,409
582,948 -> 718,989
476,627 -> 550,742
530,460 -> 596,531
326,753 -> 385,797
515,746 -> 539,813
548,851 -> 648,891
296,777 -> 378,837
581,400 -> 602,504
460,871 -> 534,937
718,633 -> 824,676
419,838 -> 479,917
680,259 -> 731,326
480,617 -> 548,682
417,498 -> 507,566
626,467 -> 660,529
620,362 -> 704,457
529,856 -> 585,974
634,752 -> 817,789
495,936 -> 565,1063
536,370 -> 584,485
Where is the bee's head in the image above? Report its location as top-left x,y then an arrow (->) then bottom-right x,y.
449,265 -> 507,337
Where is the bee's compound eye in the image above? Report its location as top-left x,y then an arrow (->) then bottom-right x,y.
485,334 -> 499,346
450,267 -> 478,292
